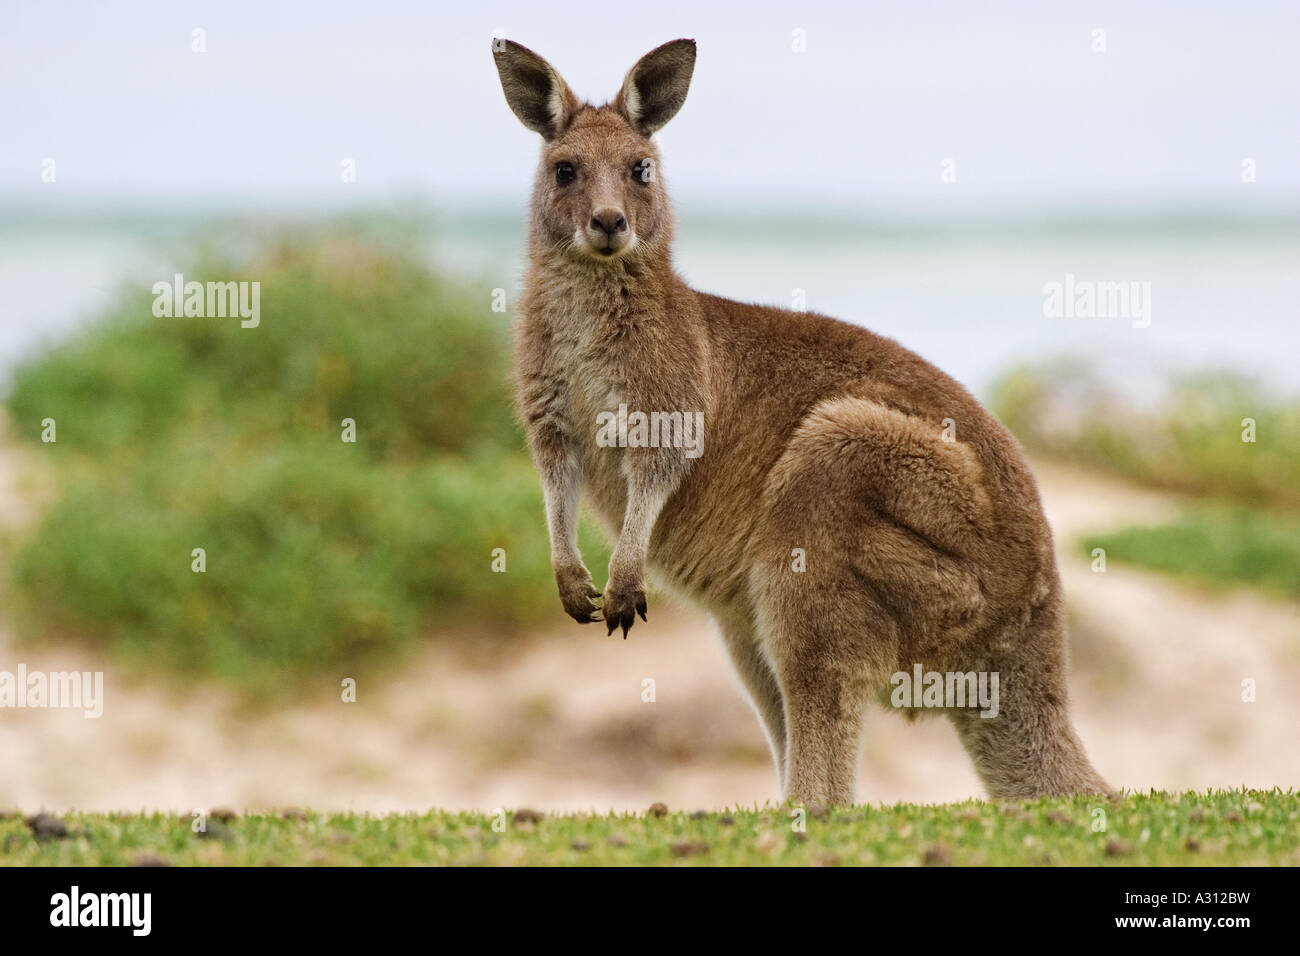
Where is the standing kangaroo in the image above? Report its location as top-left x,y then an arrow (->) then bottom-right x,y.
493,38 -> 1109,805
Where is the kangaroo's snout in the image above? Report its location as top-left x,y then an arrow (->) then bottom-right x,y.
586,207 -> 631,256
590,209 -> 627,235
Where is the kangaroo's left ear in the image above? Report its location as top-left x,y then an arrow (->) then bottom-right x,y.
615,39 -> 696,136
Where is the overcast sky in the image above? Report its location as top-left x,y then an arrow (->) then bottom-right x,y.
3,0 -> 1298,210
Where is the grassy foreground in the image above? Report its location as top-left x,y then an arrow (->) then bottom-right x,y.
3,790 -> 1295,866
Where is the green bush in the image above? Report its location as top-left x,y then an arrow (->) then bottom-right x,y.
992,361 -> 1300,512
994,360 -> 1300,599
1083,509 -> 1300,599
6,234 -> 518,461
4,228 -> 609,694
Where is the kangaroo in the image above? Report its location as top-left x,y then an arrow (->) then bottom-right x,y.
493,38 -> 1110,806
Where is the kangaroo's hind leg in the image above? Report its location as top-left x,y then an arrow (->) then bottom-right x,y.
753,573 -> 895,807
750,393 -> 1001,806
716,615 -> 787,787
749,519 -> 899,807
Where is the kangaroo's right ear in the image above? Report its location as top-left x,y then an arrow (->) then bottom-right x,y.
492,40 -> 579,140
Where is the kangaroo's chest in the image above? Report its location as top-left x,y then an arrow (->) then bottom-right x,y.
533,301 -> 644,518
524,267 -> 705,532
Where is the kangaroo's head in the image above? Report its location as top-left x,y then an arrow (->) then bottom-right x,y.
493,39 -> 695,264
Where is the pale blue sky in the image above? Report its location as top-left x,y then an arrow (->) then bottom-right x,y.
3,0 -> 1298,211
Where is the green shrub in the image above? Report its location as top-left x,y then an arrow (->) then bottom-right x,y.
992,361 -> 1300,512
6,234 -> 519,461
3,228 -> 609,694
1083,509 -> 1300,599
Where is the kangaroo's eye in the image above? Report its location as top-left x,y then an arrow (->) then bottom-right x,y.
555,162 -> 576,185
632,160 -> 654,184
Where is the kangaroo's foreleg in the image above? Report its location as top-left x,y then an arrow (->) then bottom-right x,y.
602,446 -> 687,636
519,370 -> 602,624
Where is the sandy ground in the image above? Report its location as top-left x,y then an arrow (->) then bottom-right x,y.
1,440 -> 1297,814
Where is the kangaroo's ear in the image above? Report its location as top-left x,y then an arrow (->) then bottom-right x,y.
492,40 -> 579,140
615,39 -> 696,136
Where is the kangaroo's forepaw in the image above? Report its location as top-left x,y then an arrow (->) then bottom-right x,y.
555,563 -> 602,624
602,580 -> 646,638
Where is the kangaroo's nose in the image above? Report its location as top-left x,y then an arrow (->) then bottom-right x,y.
590,209 -> 627,235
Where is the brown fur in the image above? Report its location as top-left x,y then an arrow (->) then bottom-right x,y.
494,38 -> 1110,805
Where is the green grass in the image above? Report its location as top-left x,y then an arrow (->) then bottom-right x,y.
3,790 -> 1295,866
1084,509 -> 1300,599
2,226 -> 608,694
